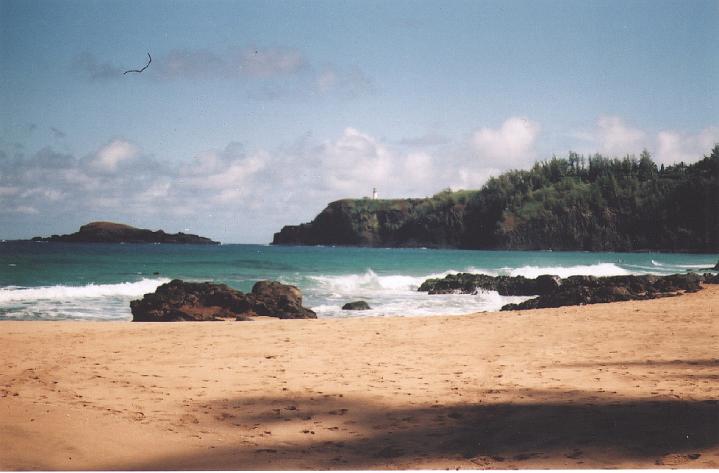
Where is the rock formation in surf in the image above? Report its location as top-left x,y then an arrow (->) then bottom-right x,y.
130,279 -> 316,321
342,300 -> 372,310
418,272 -> 719,311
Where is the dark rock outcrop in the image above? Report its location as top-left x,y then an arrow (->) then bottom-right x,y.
272,198 -> 464,248
417,273 -> 561,296
32,221 -> 219,244
342,300 -> 371,310
249,281 -> 317,319
715,260 -> 719,270
418,272 -> 716,311
130,279 -> 316,321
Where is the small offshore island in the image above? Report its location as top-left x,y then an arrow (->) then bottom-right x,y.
30,221 -> 219,245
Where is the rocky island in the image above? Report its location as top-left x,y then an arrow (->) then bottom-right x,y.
31,221 -> 219,245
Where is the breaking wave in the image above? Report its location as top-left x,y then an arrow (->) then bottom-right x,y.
0,278 -> 170,303
0,278 -> 170,321
506,263 -> 630,279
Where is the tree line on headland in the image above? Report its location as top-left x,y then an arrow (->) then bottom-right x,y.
273,145 -> 719,252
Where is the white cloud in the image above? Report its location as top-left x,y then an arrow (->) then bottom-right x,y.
399,132 -> 450,147
453,167 -> 503,192
4,205 -> 39,215
656,126 -> 719,165
572,116 -> 717,164
404,152 -> 435,184
571,116 -> 647,156
181,143 -> 266,196
0,186 -> 19,197
317,127 -> 394,195
20,188 -> 65,201
91,139 -> 140,172
595,116 -> 646,156
470,117 -> 540,167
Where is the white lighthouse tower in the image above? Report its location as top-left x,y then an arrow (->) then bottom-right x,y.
372,187 -> 378,200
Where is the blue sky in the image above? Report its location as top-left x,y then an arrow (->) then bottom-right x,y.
1,0 -> 717,242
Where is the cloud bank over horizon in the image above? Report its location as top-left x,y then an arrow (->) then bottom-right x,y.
1,116 -> 716,242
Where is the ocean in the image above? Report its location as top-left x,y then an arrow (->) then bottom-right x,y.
1,241 -> 717,321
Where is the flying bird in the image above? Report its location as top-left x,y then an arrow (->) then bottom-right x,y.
123,53 -> 152,75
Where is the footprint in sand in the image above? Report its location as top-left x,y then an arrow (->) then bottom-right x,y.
513,452 -> 541,461
374,446 -> 403,458
656,453 -> 701,466
565,449 -> 583,459
179,413 -> 199,424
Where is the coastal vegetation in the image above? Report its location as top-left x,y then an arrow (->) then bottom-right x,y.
273,146 -> 719,252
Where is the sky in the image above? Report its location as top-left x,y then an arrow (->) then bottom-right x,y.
1,0 -> 717,243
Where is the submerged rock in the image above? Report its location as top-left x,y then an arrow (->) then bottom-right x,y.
342,300 -> 372,310
130,279 -> 316,321
418,272 -> 716,311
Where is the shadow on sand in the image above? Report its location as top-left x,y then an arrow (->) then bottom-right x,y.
109,386 -> 719,470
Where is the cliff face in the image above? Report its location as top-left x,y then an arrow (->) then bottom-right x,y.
272,197 -> 467,248
32,221 -> 219,244
272,149 -> 719,251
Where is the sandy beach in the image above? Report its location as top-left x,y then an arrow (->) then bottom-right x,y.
1,286 -> 717,470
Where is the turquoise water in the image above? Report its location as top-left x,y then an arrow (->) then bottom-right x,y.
1,241 -> 717,321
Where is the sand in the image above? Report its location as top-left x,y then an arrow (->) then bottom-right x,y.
1,286 -> 718,470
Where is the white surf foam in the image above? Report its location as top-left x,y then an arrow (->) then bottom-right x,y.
305,268 -> 530,318
652,260 -> 714,269
0,278 -> 171,321
310,289 -> 532,318
309,269 -> 423,294
507,263 -> 630,279
303,262 -> 661,317
307,267 -> 496,296
0,278 -> 170,303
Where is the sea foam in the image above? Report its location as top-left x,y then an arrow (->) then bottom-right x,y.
302,263 -> 641,318
652,259 -> 712,269
0,278 -> 170,303
506,263 -> 631,279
